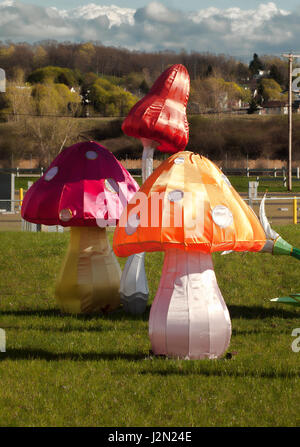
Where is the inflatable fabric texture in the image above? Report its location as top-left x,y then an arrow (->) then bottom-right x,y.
148,249 -> 232,359
21,141 -> 139,314
113,152 -> 267,358
119,64 -> 189,314
271,295 -> 300,306
21,141 -> 139,227
55,227 -> 121,314
113,151 -> 266,257
122,64 -> 190,153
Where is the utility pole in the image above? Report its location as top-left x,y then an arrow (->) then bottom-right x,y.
282,53 -> 300,191
0,68 -> 5,93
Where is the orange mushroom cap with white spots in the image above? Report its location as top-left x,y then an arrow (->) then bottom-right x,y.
113,152 -> 266,256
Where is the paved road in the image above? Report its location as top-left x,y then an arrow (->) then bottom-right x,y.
241,193 -> 300,226
0,212 -> 22,231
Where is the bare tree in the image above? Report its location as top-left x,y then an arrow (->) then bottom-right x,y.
5,78 -> 82,165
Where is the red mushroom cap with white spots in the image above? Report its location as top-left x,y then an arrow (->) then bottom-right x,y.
21,141 -> 139,227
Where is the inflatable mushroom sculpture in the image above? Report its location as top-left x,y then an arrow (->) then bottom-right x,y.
120,64 -> 190,314
21,141 -> 139,314
259,195 -> 300,307
113,152 -> 267,359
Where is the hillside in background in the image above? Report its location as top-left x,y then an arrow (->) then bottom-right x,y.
0,43 -> 296,166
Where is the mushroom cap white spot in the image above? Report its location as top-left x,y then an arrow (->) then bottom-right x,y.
85,150 -> 98,160
59,208 -> 73,222
168,190 -> 184,202
221,174 -> 232,187
125,213 -> 140,235
212,205 -> 233,228
105,178 -> 119,194
174,157 -> 185,165
44,166 -> 58,181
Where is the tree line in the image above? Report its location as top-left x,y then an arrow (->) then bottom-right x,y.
0,43 -> 295,165
0,49 -> 290,121
0,41 -> 289,86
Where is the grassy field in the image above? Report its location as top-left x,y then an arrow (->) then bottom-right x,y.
15,177 -> 41,190
0,228 -> 300,427
229,176 -> 300,193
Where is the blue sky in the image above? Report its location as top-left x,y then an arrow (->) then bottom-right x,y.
1,1 -> 300,57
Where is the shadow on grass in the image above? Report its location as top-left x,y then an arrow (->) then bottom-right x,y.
2,349 -> 298,380
1,325 -> 106,333
5,326 -> 290,336
231,328 -> 293,336
1,348 -> 147,362
2,305 -> 298,321
0,308 -> 150,321
138,367 -> 300,379
0,309 -> 62,318
228,304 -> 300,320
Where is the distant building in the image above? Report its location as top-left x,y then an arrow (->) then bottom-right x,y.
257,101 -> 288,115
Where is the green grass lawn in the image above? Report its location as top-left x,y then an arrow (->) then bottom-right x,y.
15,177 -> 41,190
0,229 -> 300,427
228,176 -> 300,193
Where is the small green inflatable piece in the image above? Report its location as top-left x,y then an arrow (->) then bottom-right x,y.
270,296 -> 300,306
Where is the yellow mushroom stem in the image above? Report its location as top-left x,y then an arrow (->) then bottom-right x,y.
55,226 -> 121,314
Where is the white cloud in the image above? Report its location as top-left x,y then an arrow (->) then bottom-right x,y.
135,1 -> 181,24
190,2 -> 290,36
49,3 -> 135,27
0,1 -> 298,56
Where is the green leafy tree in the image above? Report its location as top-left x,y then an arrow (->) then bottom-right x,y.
27,66 -> 80,87
139,79 -> 150,94
247,98 -> 259,114
206,64 -> 213,77
249,53 -> 264,75
31,83 -> 81,115
258,78 -> 286,102
269,64 -> 284,86
123,72 -> 146,93
90,77 -> 138,116
190,77 -> 250,112
260,56 -> 288,88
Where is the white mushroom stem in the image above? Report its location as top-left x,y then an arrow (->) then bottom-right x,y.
120,252 -> 149,314
142,144 -> 155,182
120,139 -> 157,314
149,249 -> 232,359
